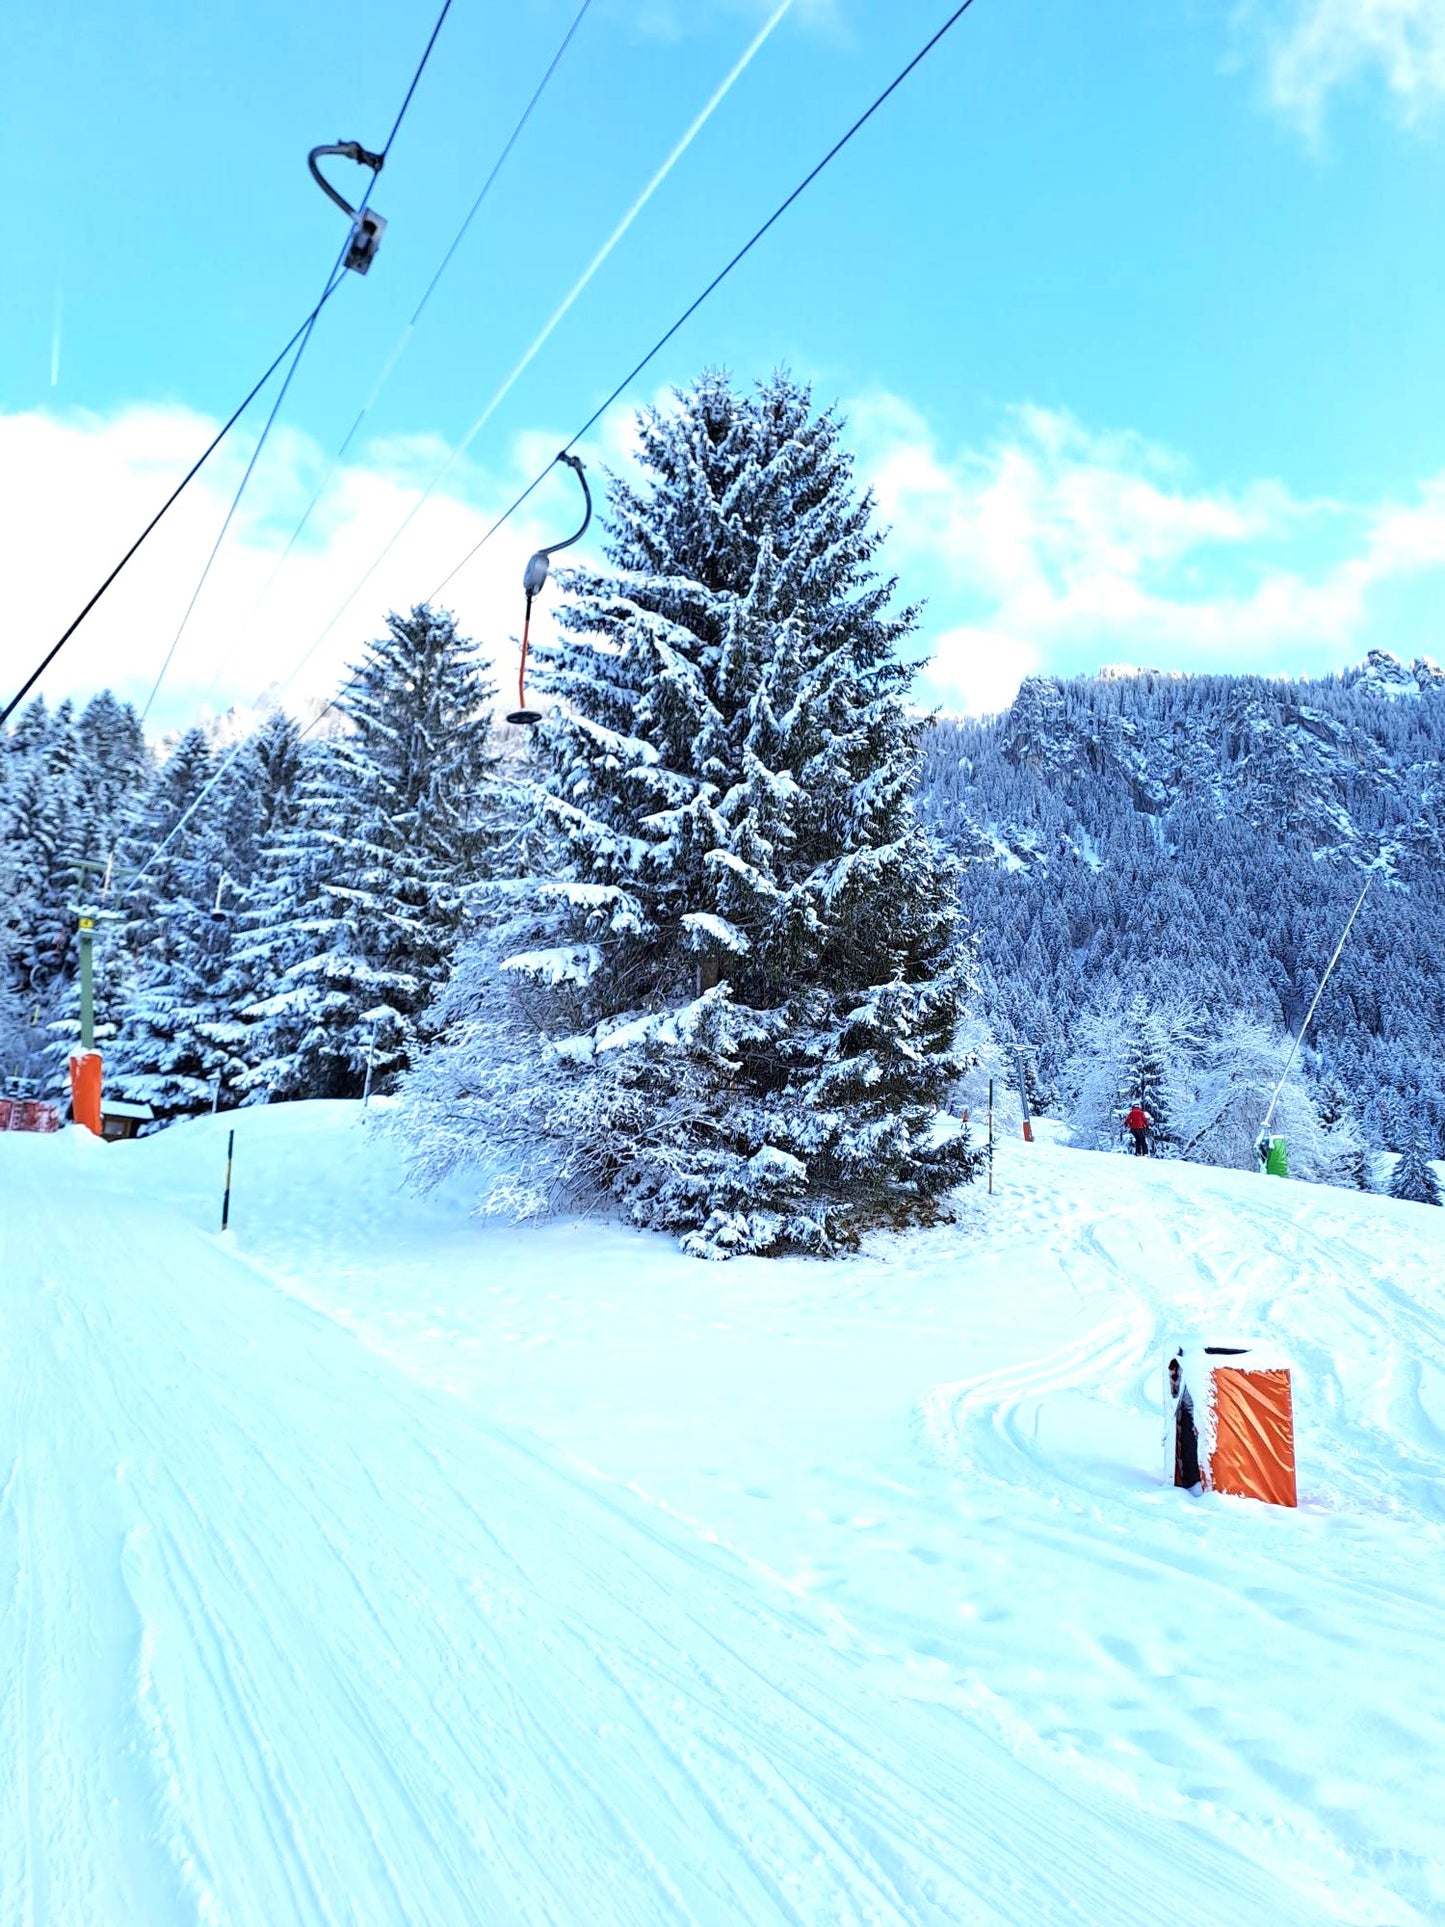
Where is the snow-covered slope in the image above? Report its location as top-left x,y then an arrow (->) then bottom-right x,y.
3,1106 -> 1442,1923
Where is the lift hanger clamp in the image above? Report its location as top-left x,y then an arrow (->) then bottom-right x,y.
308,141 -> 387,275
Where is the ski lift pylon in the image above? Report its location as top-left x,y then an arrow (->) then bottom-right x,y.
308,141 -> 387,275
508,452 -> 592,727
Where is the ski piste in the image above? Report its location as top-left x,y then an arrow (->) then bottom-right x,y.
3,1103 -> 1441,1923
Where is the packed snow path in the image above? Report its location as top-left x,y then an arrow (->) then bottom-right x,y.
2,1113 -> 1441,1923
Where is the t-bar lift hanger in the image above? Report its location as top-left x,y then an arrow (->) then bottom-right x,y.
508,452 -> 592,726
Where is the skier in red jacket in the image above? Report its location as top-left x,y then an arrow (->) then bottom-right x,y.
1125,1104 -> 1151,1156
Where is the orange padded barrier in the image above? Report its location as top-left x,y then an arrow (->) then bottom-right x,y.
1210,1366 -> 1297,1508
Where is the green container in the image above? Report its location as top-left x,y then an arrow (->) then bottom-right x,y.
1265,1135 -> 1289,1178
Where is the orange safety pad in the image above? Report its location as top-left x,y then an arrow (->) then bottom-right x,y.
1210,1367 -> 1297,1508
68,1051 -> 103,1137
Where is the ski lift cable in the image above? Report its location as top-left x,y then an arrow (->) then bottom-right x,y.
136,0 -> 456,727
406,0 -> 594,332
427,0 -> 983,603
137,260 -> 350,726
120,0 -> 982,901
194,0 -> 598,712
379,0 -> 455,157
1256,861 -> 1379,1148
271,0 -> 984,732
0,296 -> 338,730
283,0 -> 799,684
1,0 -> 454,735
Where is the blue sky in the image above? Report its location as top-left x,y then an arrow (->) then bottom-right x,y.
4,0 -> 1445,727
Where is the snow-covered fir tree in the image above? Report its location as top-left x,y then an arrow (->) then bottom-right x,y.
1066,996 -> 1187,1154
1388,1142 -> 1441,1206
77,692 -> 149,839
106,726 -> 238,1114
1316,1076 -> 1371,1190
232,736 -> 364,1102
1,700 -> 83,1009
402,371 -> 979,1257
1,693 -> 153,1086
238,606 -> 497,1101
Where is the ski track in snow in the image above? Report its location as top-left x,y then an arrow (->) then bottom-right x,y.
2,1112 -> 1441,1924
919,1158 -> 1445,1922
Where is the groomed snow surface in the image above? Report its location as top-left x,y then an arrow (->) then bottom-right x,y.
2,1108 -> 1442,1925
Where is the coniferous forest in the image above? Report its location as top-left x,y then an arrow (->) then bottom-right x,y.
918,653 -> 1445,1176
4,375 -> 1442,1242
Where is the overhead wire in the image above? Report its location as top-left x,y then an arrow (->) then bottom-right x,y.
3,0 -> 454,735
138,261 -> 349,724
136,0 -> 456,726
279,0 -> 797,691
1256,862 -> 1379,1149
430,0 -> 982,602
197,0 -> 597,709
119,0 -> 983,902
0,294 -> 338,728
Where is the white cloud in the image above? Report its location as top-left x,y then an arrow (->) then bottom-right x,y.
9,390 -> 1445,738
0,403 -> 603,736
1248,0 -> 1445,138
925,627 -> 1041,720
848,392 -> 1445,715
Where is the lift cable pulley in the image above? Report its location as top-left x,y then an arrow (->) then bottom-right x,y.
308,141 -> 387,274
508,452 -> 591,726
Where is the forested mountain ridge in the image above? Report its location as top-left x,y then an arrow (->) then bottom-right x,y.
5,638 -> 1441,1174
918,650 -> 1445,1160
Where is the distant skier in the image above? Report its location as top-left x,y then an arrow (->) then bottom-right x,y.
1125,1103 -> 1151,1156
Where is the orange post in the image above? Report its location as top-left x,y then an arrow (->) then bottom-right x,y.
68,1050 -> 103,1136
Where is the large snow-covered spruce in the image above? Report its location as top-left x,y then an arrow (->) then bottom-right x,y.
1066,994 -> 1190,1156
406,372 -> 979,1256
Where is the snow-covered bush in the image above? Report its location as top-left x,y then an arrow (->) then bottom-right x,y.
401,371 -> 979,1256
1174,1016 -> 1332,1176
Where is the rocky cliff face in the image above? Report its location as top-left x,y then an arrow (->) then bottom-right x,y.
918,653 -> 1445,1153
